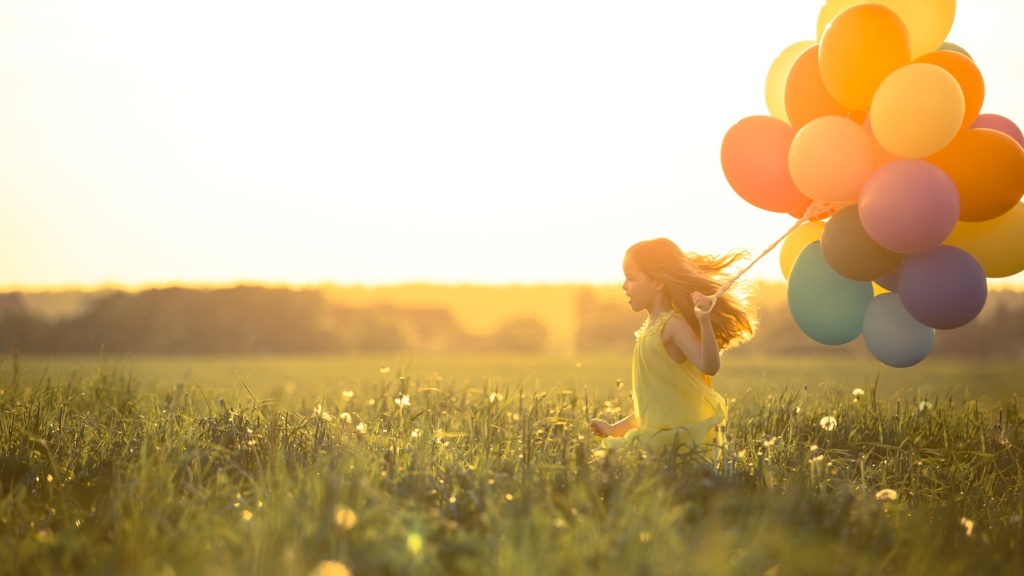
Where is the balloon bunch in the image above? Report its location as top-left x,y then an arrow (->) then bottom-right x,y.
720,0 -> 1024,368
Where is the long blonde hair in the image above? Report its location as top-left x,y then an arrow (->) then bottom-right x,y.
626,238 -> 757,350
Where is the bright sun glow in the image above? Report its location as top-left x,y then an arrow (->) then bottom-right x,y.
1,0 -> 1022,289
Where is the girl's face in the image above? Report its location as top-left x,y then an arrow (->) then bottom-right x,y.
622,254 -> 662,313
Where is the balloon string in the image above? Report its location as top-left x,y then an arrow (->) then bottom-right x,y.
706,200 -> 829,311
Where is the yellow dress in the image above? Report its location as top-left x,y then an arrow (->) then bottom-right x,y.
601,311 -> 727,462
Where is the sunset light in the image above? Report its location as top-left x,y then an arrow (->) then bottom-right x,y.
1,0 -> 1023,289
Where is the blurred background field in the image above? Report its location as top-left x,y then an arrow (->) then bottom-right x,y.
14,352 -> 1022,410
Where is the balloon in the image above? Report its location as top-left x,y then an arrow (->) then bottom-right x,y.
913,50 -> 984,132
929,128 -> 1024,222
721,116 -> 811,214
780,220 -> 825,279
945,202 -> 1024,278
870,63 -> 965,158
788,241 -> 874,345
859,160 -> 960,254
784,44 -> 854,130
898,245 -> 987,330
971,114 -> 1024,149
820,205 -> 903,281
819,4 -> 911,110
939,42 -> 972,60
876,267 -> 901,292
816,0 -> 860,41
789,115 -> 874,203
862,292 -> 935,368
870,0 -> 957,58
766,40 -> 816,125
862,115 -> 900,169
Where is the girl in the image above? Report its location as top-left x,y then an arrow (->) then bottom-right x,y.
588,238 -> 756,461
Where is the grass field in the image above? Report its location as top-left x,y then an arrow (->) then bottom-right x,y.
2,352 -> 1022,575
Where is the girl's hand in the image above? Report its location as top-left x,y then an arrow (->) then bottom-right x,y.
588,419 -> 612,438
691,292 -> 714,317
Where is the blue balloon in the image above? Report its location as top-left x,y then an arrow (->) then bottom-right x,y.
788,242 -> 874,345
863,293 -> 935,367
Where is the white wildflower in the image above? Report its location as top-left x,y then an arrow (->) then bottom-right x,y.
875,488 -> 899,502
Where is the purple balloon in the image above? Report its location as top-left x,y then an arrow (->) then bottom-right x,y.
875,267 -> 900,292
898,246 -> 987,330
971,113 -> 1024,149
859,160 -> 960,254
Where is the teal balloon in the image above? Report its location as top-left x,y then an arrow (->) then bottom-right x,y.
862,293 -> 935,368
787,241 -> 874,345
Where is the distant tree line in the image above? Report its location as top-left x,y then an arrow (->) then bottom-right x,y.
2,285 -> 1023,357
0,286 -> 549,355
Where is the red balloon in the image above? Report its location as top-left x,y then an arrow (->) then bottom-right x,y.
721,116 -> 810,214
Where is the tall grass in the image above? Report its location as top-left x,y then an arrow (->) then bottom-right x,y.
1,354 -> 1021,575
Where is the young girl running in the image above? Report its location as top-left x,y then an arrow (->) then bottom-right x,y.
588,237 -> 756,460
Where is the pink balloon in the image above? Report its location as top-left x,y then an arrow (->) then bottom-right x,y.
859,160 -> 960,254
970,113 -> 1024,149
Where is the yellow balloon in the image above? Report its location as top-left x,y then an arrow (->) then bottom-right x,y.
780,220 -> 825,279
945,202 -> 1024,278
872,283 -> 889,296
788,116 -> 874,203
870,0 -> 957,58
817,0 -> 861,41
870,63 -> 964,158
765,40 -> 816,124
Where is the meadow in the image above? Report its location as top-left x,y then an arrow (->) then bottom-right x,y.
1,352 -> 1022,575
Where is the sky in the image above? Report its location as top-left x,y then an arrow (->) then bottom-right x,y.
1,0 -> 1022,289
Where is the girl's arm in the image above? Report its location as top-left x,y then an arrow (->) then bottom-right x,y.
588,413 -> 637,438
662,292 -> 721,375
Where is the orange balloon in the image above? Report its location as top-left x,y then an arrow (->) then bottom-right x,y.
940,42 -> 973,60
870,63 -> 965,159
914,50 -> 985,132
819,4 -> 911,110
945,202 -> 1024,278
766,40 -> 816,125
929,128 -> 1024,222
721,116 -> 809,214
816,0 -> 860,41
789,116 -> 874,203
784,45 -> 850,130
